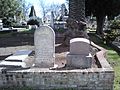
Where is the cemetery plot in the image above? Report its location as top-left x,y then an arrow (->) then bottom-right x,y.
0,50 -> 33,68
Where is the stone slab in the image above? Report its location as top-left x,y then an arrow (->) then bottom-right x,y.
0,50 -> 33,68
5,50 -> 32,61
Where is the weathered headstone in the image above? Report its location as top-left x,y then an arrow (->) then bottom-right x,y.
67,38 -> 92,68
34,26 -> 55,68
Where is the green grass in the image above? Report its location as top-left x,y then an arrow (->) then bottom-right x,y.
0,32 -> 12,37
107,49 -> 120,90
0,29 -> 34,38
89,33 -> 120,90
0,87 -> 33,90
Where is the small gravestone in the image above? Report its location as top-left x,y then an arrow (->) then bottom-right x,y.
67,38 -> 92,68
0,19 -> 3,30
34,26 -> 55,68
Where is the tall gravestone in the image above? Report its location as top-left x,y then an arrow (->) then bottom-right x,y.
34,26 -> 55,68
50,11 -> 54,28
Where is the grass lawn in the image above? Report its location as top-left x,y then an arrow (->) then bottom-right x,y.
89,33 -> 120,90
107,49 -> 120,90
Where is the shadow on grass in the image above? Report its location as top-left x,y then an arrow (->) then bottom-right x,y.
0,31 -> 34,47
89,33 -> 117,50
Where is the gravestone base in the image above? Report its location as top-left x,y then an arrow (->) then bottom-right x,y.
35,60 -> 54,68
67,53 -> 92,68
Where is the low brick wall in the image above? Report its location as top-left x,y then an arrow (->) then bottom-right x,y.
0,43 -> 114,90
0,60 -> 114,90
0,67 -> 114,90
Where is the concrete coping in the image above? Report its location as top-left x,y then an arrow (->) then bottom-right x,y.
91,42 -> 113,69
70,38 -> 90,44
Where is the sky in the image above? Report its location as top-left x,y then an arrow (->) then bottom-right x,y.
25,0 -> 66,18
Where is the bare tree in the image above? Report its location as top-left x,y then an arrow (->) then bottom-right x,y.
39,0 -> 50,22
20,0 -> 32,20
50,3 -> 61,19
39,0 -> 62,22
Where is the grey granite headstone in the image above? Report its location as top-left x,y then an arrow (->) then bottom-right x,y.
70,38 -> 90,55
34,26 -> 55,68
67,38 -> 92,68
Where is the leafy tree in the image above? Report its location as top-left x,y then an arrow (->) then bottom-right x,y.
0,0 -> 22,25
86,0 -> 120,35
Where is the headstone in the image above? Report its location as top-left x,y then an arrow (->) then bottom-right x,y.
61,4 -> 68,18
67,38 -> 92,68
0,19 -> 3,30
34,26 -> 55,68
70,38 -> 90,55
50,11 -> 54,28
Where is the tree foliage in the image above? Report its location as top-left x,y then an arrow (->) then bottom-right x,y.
86,0 -> 120,35
0,0 -> 23,25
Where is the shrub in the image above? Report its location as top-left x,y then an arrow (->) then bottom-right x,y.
103,29 -> 120,44
2,18 -> 17,26
110,20 -> 120,29
103,20 -> 120,44
27,19 -> 39,26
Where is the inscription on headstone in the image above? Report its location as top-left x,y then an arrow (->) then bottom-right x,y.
34,26 -> 55,68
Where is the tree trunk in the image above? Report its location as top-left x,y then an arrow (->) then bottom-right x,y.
96,15 -> 105,35
77,0 -> 85,22
63,0 -> 87,46
69,0 -> 78,20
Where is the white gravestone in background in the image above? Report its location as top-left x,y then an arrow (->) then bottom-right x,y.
34,26 -> 55,68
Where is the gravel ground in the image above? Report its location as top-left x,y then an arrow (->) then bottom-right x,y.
0,32 -> 97,68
